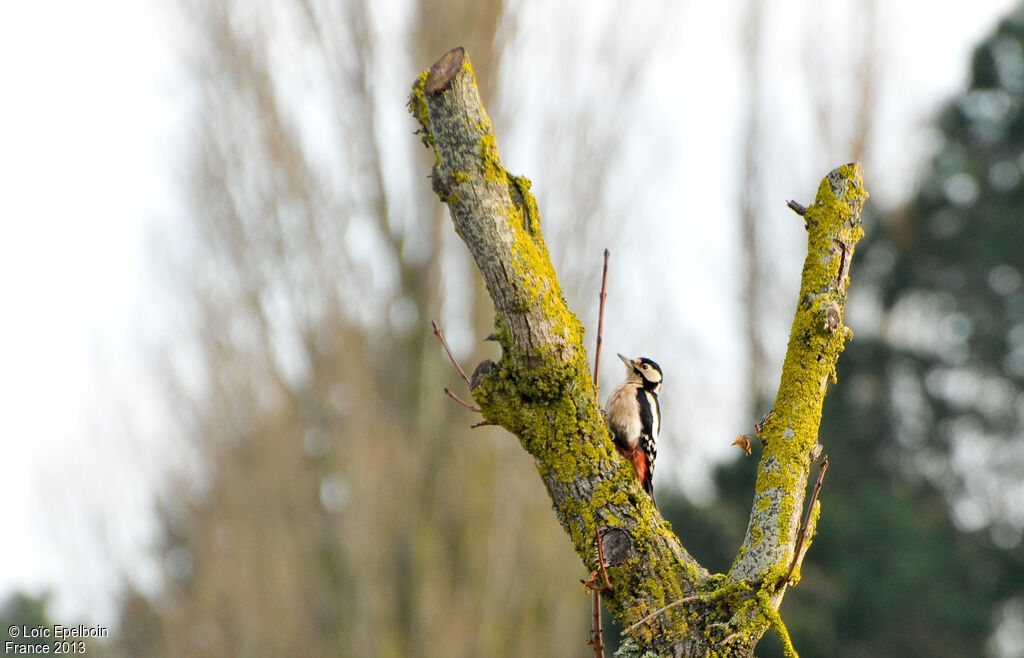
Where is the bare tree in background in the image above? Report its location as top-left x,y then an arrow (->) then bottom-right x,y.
739,0 -> 768,406
115,1 -> 593,656
113,0 -> 688,656
492,3 -> 672,321
738,0 -> 880,412
802,0 -> 878,167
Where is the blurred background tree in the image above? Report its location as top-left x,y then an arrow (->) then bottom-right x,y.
662,6 -> 1024,657
112,0 -> 661,656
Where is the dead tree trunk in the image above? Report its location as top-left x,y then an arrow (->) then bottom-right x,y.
409,47 -> 867,657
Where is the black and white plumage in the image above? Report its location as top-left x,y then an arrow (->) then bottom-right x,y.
604,353 -> 662,506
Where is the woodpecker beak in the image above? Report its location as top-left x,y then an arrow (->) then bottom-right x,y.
617,353 -> 637,369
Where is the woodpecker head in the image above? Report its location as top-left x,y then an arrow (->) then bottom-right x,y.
617,353 -> 663,393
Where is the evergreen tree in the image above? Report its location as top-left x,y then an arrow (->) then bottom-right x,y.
665,7 -> 1024,656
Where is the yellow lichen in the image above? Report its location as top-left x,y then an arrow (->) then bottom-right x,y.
478,133 -> 504,184
757,588 -> 798,658
408,71 -> 437,162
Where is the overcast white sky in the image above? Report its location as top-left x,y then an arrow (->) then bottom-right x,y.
0,0 -> 183,624
0,0 -> 1019,629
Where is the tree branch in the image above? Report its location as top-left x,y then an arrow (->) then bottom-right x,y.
412,47 -> 575,369
730,165 -> 866,599
410,46 -> 867,657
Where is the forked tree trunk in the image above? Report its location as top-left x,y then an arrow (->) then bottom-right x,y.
409,47 -> 867,657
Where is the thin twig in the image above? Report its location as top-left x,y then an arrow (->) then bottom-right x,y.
622,595 -> 702,635
588,580 -> 605,657
786,199 -> 807,215
444,387 -> 481,412
587,251 -> 610,658
431,320 -> 471,388
593,249 -> 610,388
580,529 -> 609,655
754,409 -> 773,436
595,526 -> 612,591
785,454 -> 830,585
469,420 -> 494,429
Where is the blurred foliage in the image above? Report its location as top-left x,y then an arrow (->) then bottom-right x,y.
2,593 -> 53,654
657,6 -> 1024,657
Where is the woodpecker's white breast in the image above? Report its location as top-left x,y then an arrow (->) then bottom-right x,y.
605,381 -> 643,450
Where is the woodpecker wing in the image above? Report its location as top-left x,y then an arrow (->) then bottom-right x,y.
634,387 -> 659,503
635,388 -> 658,450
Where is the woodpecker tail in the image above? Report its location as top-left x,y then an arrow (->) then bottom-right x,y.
625,448 -> 657,509
644,477 -> 657,511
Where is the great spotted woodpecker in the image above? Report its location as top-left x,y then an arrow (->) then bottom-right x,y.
604,353 -> 662,507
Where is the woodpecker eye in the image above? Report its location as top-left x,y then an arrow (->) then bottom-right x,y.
641,364 -> 649,370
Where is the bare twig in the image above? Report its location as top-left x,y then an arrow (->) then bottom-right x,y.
754,409 -> 773,437
431,320 -> 471,388
785,454 -> 830,585
469,420 -> 494,429
586,251 -> 611,658
443,387 -> 481,412
786,199 -> 807,215
595,526 -> 612,591
433,320 -> 484,416
587,581 -> 605,657
622,595 -> 702,635
593,249 -> 610,387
